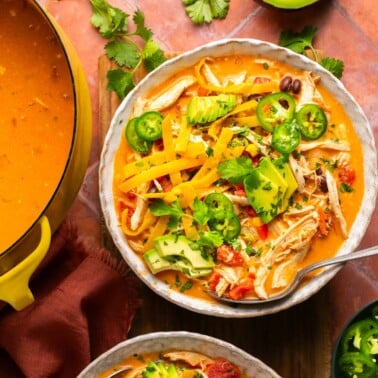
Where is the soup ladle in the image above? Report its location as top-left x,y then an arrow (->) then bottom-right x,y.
205,245 -> 378,305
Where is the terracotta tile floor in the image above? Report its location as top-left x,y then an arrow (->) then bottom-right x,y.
42,0 -> 377,369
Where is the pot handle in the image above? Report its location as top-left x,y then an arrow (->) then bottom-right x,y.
0,216 -> 51,310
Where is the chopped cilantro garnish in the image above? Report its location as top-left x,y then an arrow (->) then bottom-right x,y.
340,182 -> 354,193
182,0 -> 230,25
217,156 -> 254,184
90,1 -> 166,99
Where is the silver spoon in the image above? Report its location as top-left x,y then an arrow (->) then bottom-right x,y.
206,245 -> 378,305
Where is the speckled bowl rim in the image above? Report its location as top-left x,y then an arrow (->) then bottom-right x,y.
77,331 -> 281,377
99,38 -> 378,318
331,299 -> 378,377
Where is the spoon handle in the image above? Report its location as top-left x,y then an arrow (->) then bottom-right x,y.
301,245 -> 378,277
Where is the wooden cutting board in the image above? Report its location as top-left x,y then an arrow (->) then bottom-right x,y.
98,55 -> 332,378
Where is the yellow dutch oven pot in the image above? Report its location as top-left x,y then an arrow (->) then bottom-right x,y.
0,1 -> 92,310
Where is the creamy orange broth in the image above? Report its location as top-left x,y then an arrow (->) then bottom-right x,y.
113,54 -> 364,300
0,0 -> 74,252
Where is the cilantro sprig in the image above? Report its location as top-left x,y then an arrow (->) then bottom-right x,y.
90,0 -> 166,99
279,25 -> 344,79
182,0 -> 230,25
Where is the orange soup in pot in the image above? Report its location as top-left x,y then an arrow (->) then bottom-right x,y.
0,0 -> 75,252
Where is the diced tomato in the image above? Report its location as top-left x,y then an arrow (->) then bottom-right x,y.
246,206 -> 257,217
338,166 -> 356,185
197,86 -> 211,96
253,77 -> 270,84
234,184 -> 246,197
206,359 -> 241,378
251,154 -> 261,167
256,224 -> 268,240
126,190 -> 137,201
208,272 -> 222,292
120,205 -> 135,228
155,139 -> 164,151
156,175 -> 173,192
317,208 -> 332,237
216,245 -> 245,266
228,275 -> 254,300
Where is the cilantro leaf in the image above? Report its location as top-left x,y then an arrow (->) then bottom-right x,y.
320,57 -> 344,79
183,0 -> 230,25
192,197 -> 210,226
218,156 -> 255,184
198,231 -> 224,248
133,9 -> 153,41
105,40 -> 140,68
90,0 -> 167,99
90,0 -> 128,38
106,69 -> 135,99
279,25 -> 344,79
150,199 -> 184,218
142,38 -> 167,72
278,25 -> 317,54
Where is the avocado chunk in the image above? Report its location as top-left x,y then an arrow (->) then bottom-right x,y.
244,169 -> 281,224
258,0 -> 318,10
154,234 -> 214,269
142,361 -> 178,378
187,94 -> 237,124
244,157 -> 298,223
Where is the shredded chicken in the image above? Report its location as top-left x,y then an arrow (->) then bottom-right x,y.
298,140 -> 350,152
289,155 -> 306,193
296,71 -> 330,112
326,170 -> 348,237
163,351 -> 213,367
144,76 -> 197,111
254,212 -> 319,298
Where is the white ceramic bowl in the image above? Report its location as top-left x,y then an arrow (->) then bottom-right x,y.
99,38 -> 378,318
78,331 -> 281,377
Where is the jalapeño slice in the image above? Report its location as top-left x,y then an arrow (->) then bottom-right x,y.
296,103 -> 328,140
204,193 -> 234,214
256,92 -> 296,132
272,121 -> 301,155
338,352 -> 377,378
208,213 -> 241,242
125,117 -> 153,154
135,111 -> 163,141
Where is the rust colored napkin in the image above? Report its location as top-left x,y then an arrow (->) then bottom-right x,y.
0,221 -> 140,378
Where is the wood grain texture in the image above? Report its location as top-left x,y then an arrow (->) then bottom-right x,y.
98,55 -> 331,378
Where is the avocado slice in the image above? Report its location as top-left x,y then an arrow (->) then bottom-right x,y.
154,234 -> 214,269
143,248 -> 212,277
144,248 -> 172,274
273,157 -> 298,211
257,0 -> 319,10
187,94 -> 237,124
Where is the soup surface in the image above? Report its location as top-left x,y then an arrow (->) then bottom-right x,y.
0,0 -> 74,252
98,350 -> 248,378
113,54 -> 363,302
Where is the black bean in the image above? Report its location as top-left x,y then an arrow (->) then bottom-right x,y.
318,175 -> 328,193
279,76 -> 293,92
292,79 -> 302,94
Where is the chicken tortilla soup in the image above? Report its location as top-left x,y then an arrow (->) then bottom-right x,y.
0,0 -> 75,252
112,54 -> 363,302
